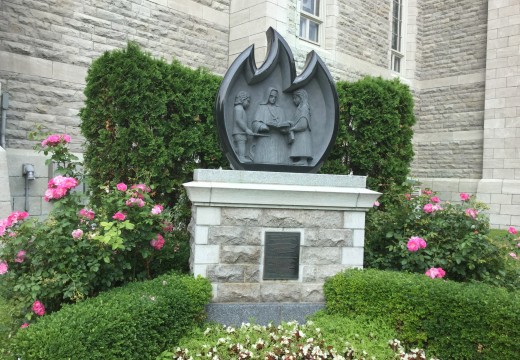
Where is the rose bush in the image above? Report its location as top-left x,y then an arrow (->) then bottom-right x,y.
365,188 -> 519,288
0,134 -> 187,326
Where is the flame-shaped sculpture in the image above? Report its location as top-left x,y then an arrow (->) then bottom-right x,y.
215,27 -> 339,173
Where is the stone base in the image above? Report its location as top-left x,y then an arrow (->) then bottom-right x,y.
183,169 -> 380,309
206,302 -> 325,326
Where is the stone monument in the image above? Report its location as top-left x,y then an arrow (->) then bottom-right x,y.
184,28 -> 380,325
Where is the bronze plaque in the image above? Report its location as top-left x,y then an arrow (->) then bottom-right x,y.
263,232 -> 300,280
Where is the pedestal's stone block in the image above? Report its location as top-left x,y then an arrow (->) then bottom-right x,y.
184,169 -> 380,325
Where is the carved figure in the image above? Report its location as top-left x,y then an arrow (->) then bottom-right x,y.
232,91 -> 253,162
251,88 -> 290,164
289,89 -> 312,165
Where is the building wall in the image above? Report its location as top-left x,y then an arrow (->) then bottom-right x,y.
0,0 -> 230,218
411,0 -> 487,179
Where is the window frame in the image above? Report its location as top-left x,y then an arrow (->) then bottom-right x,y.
390,0 -> 405,73
298,0 -> 323,45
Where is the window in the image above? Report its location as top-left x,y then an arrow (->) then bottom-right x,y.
299,0 -> 321,43
390,0 -> 404,72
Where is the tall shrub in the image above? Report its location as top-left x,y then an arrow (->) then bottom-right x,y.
80,43 -> 227,218
322,76 -> 416,193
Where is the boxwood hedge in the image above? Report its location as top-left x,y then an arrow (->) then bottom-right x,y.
10,273 -> 211,360
324,269 -> 520,359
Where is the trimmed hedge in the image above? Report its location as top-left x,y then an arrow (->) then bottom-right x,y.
10,273 -> 211,360
324,269 -> 520,359
80,43 -> 227,217
321,76 -> 415,193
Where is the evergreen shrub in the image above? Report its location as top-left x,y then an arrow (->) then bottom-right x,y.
11,273 -> 212,360
322,76 -> 416,194
80,43 -> 227,223
324,269 -> 520,360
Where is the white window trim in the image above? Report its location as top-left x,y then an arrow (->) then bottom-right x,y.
389,0 -> 407,73
298,0 -> 324,46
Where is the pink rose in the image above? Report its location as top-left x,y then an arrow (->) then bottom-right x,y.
41,134 -> 70,147
131,184 -> 151,193
112,212 -> 126,221
32,300 -> 45,316
125,197 -> 145,207
422,189 -> 432,196
508,226 -> 517,235
162,222 -> 174,233
407,237 -> 426,252
20,323 -> 29,329
465,208 -> 478,219
79,208 -> 95,221
0,261 -> 8,275
150,234 -> 165,250
460,193 -> 470,201
430,196 -> 440,203
116,182 -> 127,191
71,229 -> 83,239
510,252 -> 519,260
404,193 -> 411,200
425,267 -> 446,279
517,243 -> 520,248
423,203 -> 434,213
373,201 -> 380,207
151,204 -> 164,215
15,250 -> 26,263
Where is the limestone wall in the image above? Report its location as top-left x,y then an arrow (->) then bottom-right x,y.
411,0 -> 487,179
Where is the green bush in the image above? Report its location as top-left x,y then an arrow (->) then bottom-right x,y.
11,273 -> 211,360
321,76 -> 416,194
324,269 -> 520,359
0,133 -> 188,322
365,189 -> 519,288
80,42 -> 227,223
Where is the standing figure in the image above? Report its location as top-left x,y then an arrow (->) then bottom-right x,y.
289,89 -> 312,165
251,87 -> 289,164
232,91 -> 253,162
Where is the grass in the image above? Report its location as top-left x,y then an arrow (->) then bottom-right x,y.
0,294 -> 16,360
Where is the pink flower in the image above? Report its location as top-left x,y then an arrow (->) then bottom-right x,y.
510,252 -> 519,260
404,193 -> 411,200
517,243 -> 520,248
151,204 -> 164,215
14,250 -> 26,263
423,203 -> 434,213
0,261 -> 8,275
6,211 -> 29,227
373,201 -> 380,207
150,234 -> 165,250
465,208 -> 478,219
20,323 -> 29,329
41,134 -> 71,147
112,212 -> 126,221
131,183 -> 151,193
79,208 -> 95,221
508,226 -> 517,235
407,236 -> 426,252
32,300 -> 45,316
460,193 -> 470,201
125,197 -> 145,207
430,196 -> 440,203
425,267 -> 446,279
422,189 -> 432,196
116,182 -> 127,191
162,222 -> 174,233
71,229 -> 83,239
44,176 -> 78,201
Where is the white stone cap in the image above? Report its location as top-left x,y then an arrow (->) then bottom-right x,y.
193,169 -> 367,188
185,170 -> 381,211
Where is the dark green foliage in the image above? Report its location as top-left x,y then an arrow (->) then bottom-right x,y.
80,43 -> 227,216
322,76 -> 416,193
11,273 -> 212,360
324,269 -> 520,359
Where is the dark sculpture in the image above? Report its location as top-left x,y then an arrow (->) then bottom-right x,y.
215,27 -> 339,173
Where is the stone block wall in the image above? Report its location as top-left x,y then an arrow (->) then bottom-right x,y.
190,206 -> 365,303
